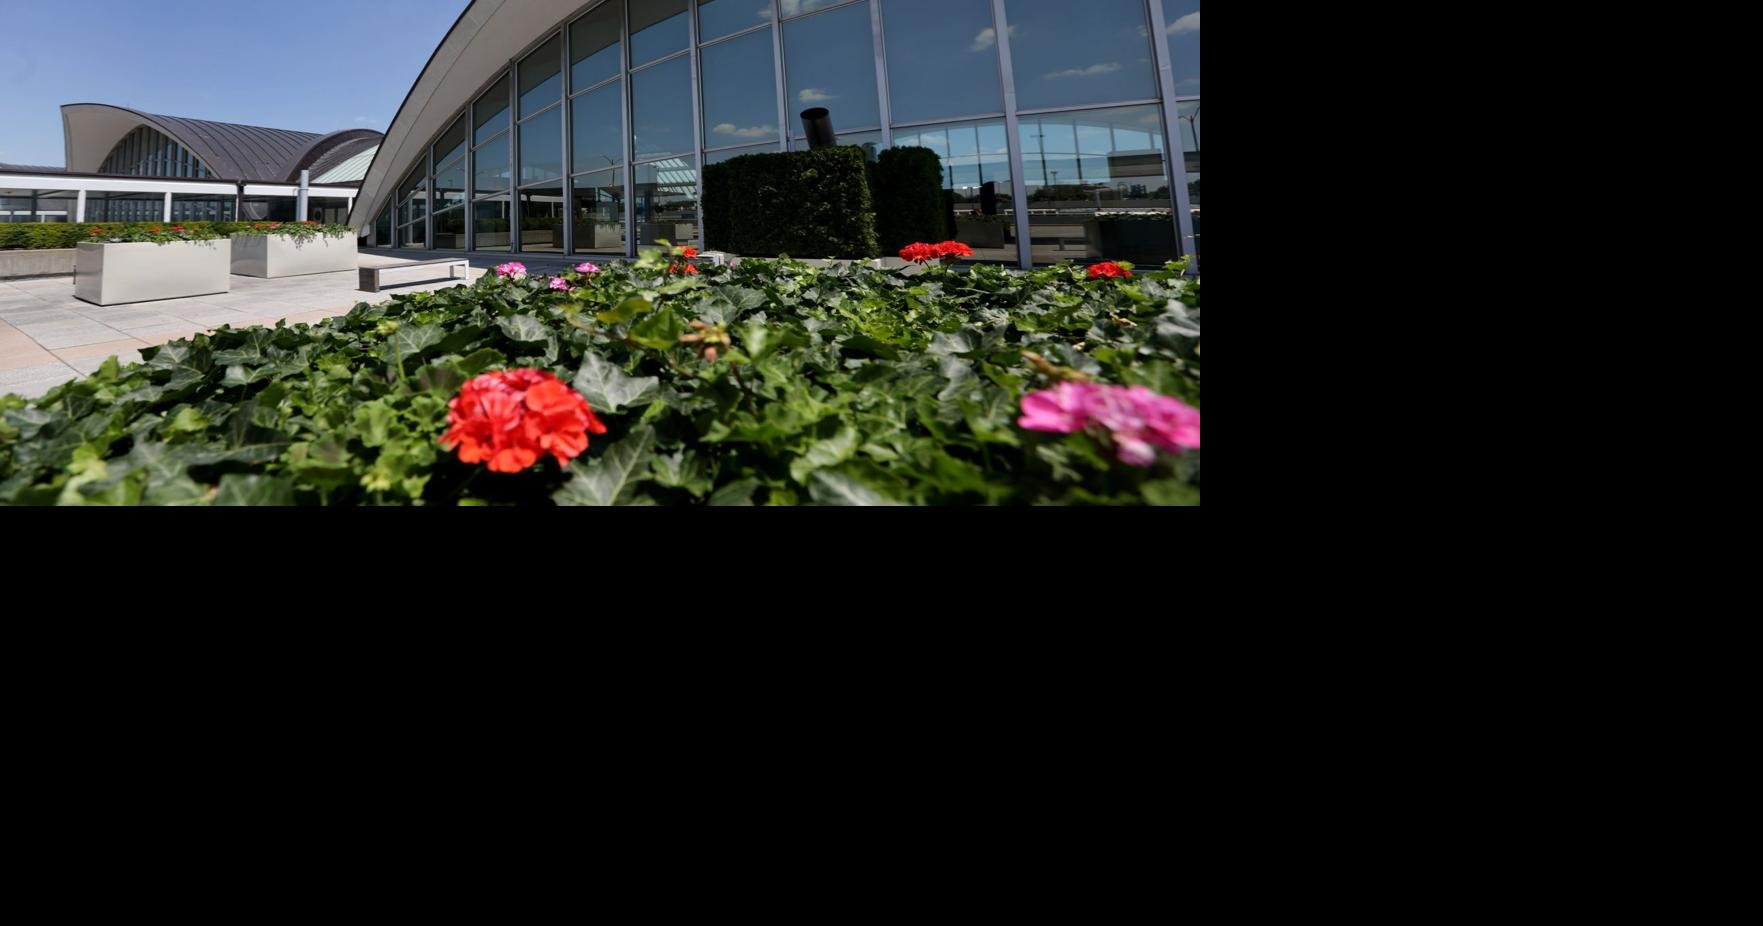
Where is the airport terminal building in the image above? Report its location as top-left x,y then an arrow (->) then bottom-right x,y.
350,0 -> 1200,267
1,105 -> 381,226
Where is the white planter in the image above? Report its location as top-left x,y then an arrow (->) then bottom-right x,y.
75,240 -> 231,306
231,234 -> 358,278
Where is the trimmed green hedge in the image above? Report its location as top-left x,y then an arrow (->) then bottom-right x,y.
871,147 -> 952,253
0,221 -> 362,251
0,221 -> 223,251
702,146 -> 879,259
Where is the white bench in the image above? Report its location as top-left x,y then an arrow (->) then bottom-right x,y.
359,258 -> 470,293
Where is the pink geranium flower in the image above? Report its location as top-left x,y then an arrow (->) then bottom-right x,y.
548,276 -> 571,291
1018,382 -> 1200,467
494,262 -> 528,279
1018,382 -> 1094,434
576,262 -> 601,274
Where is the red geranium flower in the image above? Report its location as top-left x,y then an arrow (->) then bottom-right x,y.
150,225 -> 163,234
439,369 -> 608,474
1088,261 -> 1133,280
89,228 -> 100,236
901,241 -> 974,262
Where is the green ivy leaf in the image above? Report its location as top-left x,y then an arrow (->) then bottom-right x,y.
572,351 -> 658,414
789,426 -> 859,484
497,314 -> 550,343
630,306 -> 686,351
214,474 -> 296,506
808,470 -> 903,506
554,426 -> 656,506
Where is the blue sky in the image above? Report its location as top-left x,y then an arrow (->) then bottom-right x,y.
0,0 -> 467,167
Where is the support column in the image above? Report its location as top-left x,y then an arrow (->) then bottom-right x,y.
76,190 -> 86,223
989,0 -> 1034,269
163,192 -> 173,222
297,170 -> 311,222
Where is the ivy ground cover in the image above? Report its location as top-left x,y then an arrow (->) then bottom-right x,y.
0,249 -> 1200,506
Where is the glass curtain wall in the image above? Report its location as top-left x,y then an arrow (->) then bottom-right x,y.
98,126 -> 213,178
377,0 -> 1194,266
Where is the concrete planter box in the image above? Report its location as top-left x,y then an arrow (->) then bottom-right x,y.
0,248 -> 77,280
1083,218 -> 1179,265
231,234 -> 358,278
75,239 -> 231,306
955,218 -> 1009,249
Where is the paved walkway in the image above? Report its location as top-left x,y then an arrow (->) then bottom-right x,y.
0,254 -> 489,400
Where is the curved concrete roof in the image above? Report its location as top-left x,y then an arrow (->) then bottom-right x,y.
351,0 -> 585,227
62,104 -> 383,183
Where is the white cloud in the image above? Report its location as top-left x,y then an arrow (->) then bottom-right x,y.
970,24 -> 1018,52
714,123 -> 774,139
354,116 -> 371,123
1167,11 -> 1199,35
1045,62 -> 1122,80
798,88 -> 836,103
781,0 -> 838,15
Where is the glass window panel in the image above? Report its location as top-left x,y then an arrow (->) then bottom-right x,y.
1162,0 -> 1199,95
705,142 -> 779,164
435,207 -> 467,249
170,195 -> 236,222
400,220 -> 427,249
435,115 -> 468,168
783,2 -> 880,133
473,196 -> 512,252
572,80 -> 625,174
701,29 -> 778,147
518,185 -> 566,253
375,208 -> 393,246
519,35 -> 563,117
631,54 -> 695,160
893,118 -> 1013,261
398,166 -> 424,201
699,0 -> 773,41
779,0 -> 847,17
241,196 -> 298,222
475,134 -> 511,194
573,167 -> 626,253
571,2 -> 622,89
520,105 -> 565,183
1003,0 -> 1158,111
434,158 -> 467,210
630,0 -> 689,67
474,74 -> 511,144
634,160 -> 699,248
882,0 -> 1003,124
1017,105 -> 1176,265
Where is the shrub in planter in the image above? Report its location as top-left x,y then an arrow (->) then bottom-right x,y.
870,146 -> 951,253
0,245 -> 1199,506
702,146 -> 878,259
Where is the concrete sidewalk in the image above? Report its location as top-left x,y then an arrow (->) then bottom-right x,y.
1,257 -> 489,400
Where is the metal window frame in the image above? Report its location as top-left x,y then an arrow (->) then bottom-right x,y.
1144,0 -> 1196,269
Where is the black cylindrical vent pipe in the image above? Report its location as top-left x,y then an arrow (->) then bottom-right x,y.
801,108 -> 837,149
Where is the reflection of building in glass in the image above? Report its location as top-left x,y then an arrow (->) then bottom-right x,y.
354,0 -> 1199,267
2,105 -> 379,225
